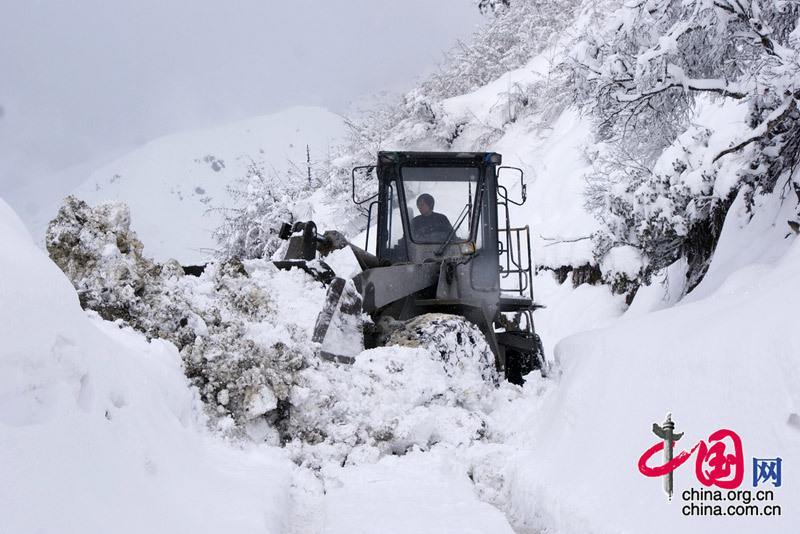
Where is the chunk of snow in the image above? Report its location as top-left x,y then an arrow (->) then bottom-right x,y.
600,244 -> 643,278
323,245 -> 362,280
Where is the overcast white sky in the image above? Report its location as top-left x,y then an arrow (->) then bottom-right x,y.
0,0 -> 483,209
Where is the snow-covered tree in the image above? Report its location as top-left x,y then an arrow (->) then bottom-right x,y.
573,0 -> 800,292
476,0 -> 510,15
425,0 -> 581,101
215,157 -> 320,260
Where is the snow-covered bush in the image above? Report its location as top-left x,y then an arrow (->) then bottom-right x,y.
426,0 -> 581,101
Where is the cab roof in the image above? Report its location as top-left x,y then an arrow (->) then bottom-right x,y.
378,151 -> 502,166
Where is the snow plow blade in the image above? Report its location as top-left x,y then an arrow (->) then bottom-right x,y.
312,276 -> 364,363
272,259 -> 335,285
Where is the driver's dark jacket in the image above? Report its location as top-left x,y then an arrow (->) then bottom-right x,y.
411,212 -> 453,242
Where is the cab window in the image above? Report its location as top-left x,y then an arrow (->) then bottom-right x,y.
400,166 -> 480,244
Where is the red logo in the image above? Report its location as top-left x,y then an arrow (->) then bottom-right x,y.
639,427 -> 745,489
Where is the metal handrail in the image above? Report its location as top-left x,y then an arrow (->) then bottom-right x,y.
498,226 -> 533,299
496,178 -> 534,301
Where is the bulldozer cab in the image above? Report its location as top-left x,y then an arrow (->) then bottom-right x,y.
356,152 -> 531,295
374,152 -> 493,265
370,152 -> 505,300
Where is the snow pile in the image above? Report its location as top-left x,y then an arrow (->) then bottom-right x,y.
46,197 -> 523,470
289,346 -> 507,469
0,198 -> 293,533
46,196 -> 157,322
46,196 -> 325,437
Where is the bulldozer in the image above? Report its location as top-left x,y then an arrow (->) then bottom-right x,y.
277,151 -> 545,384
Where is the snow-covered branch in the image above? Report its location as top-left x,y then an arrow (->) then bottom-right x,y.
613,79 -> 748,102
713,95 -> 798,162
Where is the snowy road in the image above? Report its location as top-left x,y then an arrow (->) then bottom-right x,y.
289,453 -> 516,534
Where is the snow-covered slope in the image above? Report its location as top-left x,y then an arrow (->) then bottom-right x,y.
71,106 -> 345,264
0,198 -> 294,533
442,55 -> 599,268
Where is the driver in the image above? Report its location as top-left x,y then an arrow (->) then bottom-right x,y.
411,193 -> 453,242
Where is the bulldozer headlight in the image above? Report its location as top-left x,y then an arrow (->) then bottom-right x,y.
460,241 -> 477,255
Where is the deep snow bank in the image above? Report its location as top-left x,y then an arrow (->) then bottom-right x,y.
497,187 -> 800,533
0,198 -> 293,533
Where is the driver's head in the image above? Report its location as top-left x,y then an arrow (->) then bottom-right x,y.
416,193 -> 434,216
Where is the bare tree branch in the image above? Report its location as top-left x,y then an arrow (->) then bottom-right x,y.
540,235 -> 593,247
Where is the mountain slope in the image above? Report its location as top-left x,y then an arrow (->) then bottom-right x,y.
72,106 -> 345,263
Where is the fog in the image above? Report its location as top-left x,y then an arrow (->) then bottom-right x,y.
0,0 -> 482,215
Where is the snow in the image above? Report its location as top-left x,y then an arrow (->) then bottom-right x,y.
6,112 -> 799,534
2,196 -> 531,533
502,109 -> 599,269
492,187 -> 800,533
624,257 -> 689,317
440,53 -> 552,130
318,452 -> 515,534
533,272 -> 627,357
600,244 -> 643,278
69,106 -> 345,264
4,4 -> 799,530
0,197 -> 294,534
